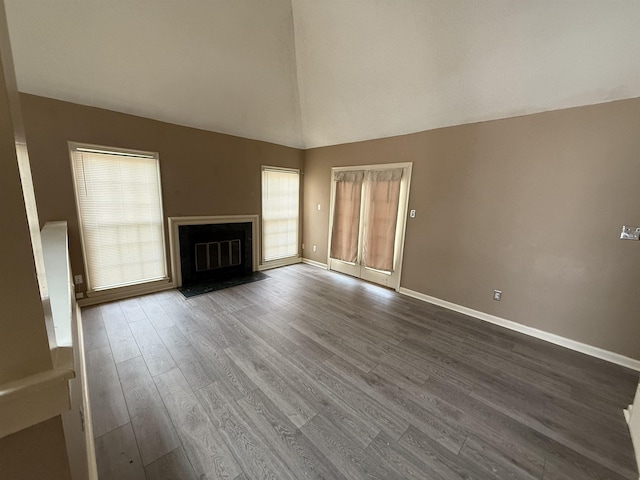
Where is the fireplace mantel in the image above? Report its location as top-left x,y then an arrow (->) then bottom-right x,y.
168,215 -> 259,288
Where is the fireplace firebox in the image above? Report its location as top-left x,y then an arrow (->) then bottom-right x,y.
178,222 -> 253,287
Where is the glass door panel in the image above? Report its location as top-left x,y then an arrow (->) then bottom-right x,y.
328,164 -> 411,290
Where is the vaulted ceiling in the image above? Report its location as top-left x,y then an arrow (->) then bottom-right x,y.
5,1 -> 640,149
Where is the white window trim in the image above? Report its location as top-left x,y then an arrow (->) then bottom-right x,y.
69,141 -> 169,299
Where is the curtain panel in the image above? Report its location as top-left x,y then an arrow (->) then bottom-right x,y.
330,171 -> 364,263
362,168 -> 403,272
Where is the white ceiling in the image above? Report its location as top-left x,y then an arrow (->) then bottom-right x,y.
5,1 -> 640,149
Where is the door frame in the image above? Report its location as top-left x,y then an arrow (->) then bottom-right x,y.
326,162 -> 413,291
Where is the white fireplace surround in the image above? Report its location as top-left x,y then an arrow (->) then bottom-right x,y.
168,215 -> 259,288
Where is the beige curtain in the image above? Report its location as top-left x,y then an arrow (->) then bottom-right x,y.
330,171 -> 364,263
362,168 -> 403,272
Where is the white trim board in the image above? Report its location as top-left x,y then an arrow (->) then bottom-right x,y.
258,257 -> 301,271
301,258 -> 328,269
77,281 -> 174,307
0,368 -> 75,439
398,287 -> 640,372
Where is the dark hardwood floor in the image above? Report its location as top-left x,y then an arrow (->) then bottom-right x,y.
83,264 -> 639,479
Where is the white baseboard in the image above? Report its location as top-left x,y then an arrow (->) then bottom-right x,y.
78,281 -> 175,307
301,258 -> 328,269
398,287 -> 640,372
258,257 -> 302,271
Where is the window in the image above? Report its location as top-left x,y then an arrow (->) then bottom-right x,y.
261,166 -> 300,262
70,143 -> 167,292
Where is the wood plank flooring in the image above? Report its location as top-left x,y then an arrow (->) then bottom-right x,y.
83,264 -> 639,480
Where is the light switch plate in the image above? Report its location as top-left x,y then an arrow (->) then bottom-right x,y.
620,226 -> 640,240
74,274 -> 83,284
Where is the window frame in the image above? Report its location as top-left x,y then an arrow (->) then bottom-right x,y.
261,165 -> 301,266
69,141 -> 169,296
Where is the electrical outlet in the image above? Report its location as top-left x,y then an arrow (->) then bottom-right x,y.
493,290 -> 502,301
75,292 -> 84,300
620,226 -> 640,240
410,209 -> 416,218
313,245 -> 317,252
302,243 -> 305,250
317,203 -> 321,211
74,274 -> 83,284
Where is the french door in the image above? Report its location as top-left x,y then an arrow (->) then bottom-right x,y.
328,163 -> 412,290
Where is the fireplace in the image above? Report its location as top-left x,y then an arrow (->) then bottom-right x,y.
168,215 -> 259,288
179,222 -> 252,286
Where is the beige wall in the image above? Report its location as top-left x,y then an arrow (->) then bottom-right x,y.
303,98 -> 640,360
20,94 -> 304,293
0,416 -> 71,480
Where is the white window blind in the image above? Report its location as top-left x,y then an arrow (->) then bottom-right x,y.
262,167 -> 300,262
70,144 -> 167,292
